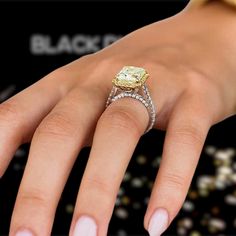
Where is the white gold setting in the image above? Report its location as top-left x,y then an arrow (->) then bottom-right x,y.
106,66 -> 156,133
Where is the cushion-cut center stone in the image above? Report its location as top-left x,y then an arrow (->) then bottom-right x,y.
113,66 -> 147,89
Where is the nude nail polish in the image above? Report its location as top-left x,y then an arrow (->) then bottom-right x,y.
15,230 -> 33,236
73,216 -> 97,236
148,208 -> 169,236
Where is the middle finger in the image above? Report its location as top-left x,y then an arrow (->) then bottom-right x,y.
10,86 -> 105,236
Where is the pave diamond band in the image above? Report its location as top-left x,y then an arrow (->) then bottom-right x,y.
106,66 -> 156,133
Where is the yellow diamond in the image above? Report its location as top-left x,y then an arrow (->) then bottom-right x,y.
112,66 -> 149,89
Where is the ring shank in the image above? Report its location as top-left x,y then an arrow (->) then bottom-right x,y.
106,85 -> 156,133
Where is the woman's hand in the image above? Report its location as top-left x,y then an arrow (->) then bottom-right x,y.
1,1 -> 236,236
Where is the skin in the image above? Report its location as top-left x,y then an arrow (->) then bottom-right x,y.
0,1 -> 236,235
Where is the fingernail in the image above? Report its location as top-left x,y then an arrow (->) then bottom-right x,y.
15,230 -> 33,236
73,216 -> 97,236
148,208 -> 169,236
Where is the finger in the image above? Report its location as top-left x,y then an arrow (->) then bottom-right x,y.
9,87 -> 105,236
144,95 -> 212,236
70,98 -> 149,236
0,68 -> 76,177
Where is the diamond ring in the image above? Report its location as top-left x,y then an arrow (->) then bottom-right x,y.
106,66 -> 156,133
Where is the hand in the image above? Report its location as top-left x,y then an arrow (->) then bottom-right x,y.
1,1 -> 236,236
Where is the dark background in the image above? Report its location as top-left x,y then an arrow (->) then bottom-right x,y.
0,1 -> 236,235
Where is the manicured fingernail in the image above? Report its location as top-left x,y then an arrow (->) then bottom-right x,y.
15,230 -> 33,236
73,216 -> 97,236
148,208 -> 169,236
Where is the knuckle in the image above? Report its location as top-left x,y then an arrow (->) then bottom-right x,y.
99,107 -> 142,136
17,189 -> 49,210
172,124 -> 205,147
0,101 -> 21,125
0,101 -> 31,143
35,111 -> 76,140
162,172 -> 186,193
48,67 -> 65,78
77,54 -> 93,62
95,56 -> 120,70
184,67 -> 215,94
0,102 -> 26,142
183,68 -> 224,120
45,66 -> 79,96
82,176 -> 115,203
46,67 -> 70,83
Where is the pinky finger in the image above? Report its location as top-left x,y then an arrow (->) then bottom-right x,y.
144,94 -> 212,236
